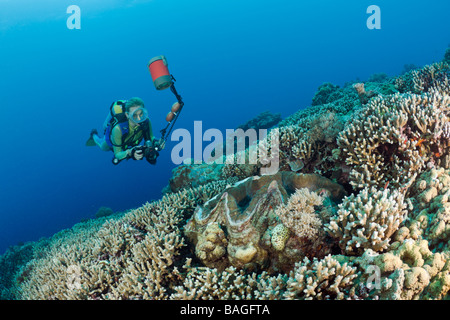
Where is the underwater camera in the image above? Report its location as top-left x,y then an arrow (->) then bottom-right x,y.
133,140 -> 161,165
112,140 -> 161,165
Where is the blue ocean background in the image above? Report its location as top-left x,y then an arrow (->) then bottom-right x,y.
0,0 -> 448,255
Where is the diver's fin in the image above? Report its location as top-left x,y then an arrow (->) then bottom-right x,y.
85,129 -> 98,147
86,137 -> 96,146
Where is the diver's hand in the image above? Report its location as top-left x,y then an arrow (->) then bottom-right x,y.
155,138 -> 165,151
130,147 -> 144,160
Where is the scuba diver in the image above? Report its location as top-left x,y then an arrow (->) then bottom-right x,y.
86,56 -> 184,165
86,97 -> 167,165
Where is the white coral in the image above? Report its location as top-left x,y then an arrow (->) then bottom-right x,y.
326,187 -> 408,254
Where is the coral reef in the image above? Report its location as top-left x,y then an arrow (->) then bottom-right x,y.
326,187 -> 409,255
352,82 -> 378,104
5,180 -> 231,300
337,84 -> 450,191
2,50 -> 450,301
405,167 -> 450,251
395,61 -> 449,94
165,161 -> 225,193
283,254 -> 358,300
236,110 -> 282,131
95,206 -> 114,219
311,82 -> 343,106
171,254 -> 359,300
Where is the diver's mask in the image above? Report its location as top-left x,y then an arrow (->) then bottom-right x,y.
128,107 -> 149,124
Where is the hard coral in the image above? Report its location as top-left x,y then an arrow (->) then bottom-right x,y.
406,167 -> 450,251
354,239 -> 450,300
311,82 -> 342,106
352,82 -> 378,104
14,180 -> 232,300
337,88 -> 450,191
236,110 -> 282,131
284,254 -> 358,300
326,186 -> 409,255
395,61 -> 450,94
274,188 -> 324,240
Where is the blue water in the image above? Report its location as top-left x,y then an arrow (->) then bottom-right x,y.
0,0 -> 448,255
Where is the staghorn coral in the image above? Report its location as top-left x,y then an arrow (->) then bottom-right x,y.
170,258 -> 289,300
184,171 -> 346,272
172,254 -> 359,300
0,241 -> 44,300
326,186 -> 409,255
254,111 -> 347,178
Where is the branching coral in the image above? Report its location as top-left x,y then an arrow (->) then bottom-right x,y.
395,61 -> 449,94
171,255 -> 359,300
337,88 -> 450,190
326,186 -> 409,255
283,254 -> 358,300
170,258 -> 289,300
353,82 -> 378,104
